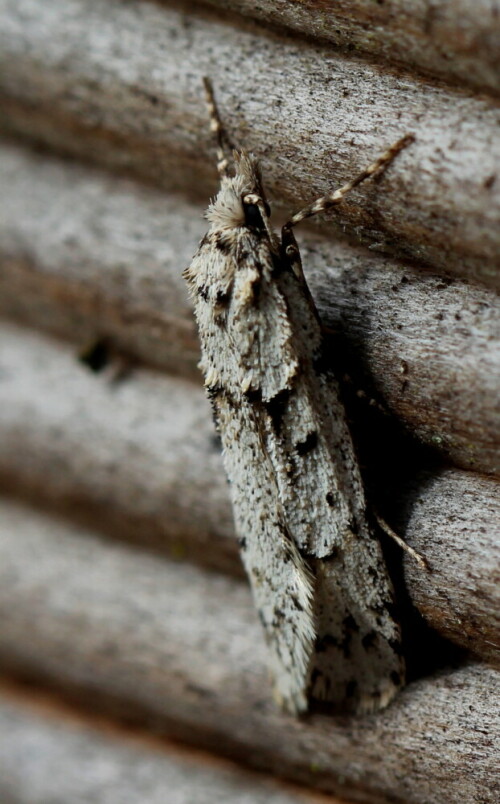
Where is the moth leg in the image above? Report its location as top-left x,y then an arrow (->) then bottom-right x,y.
202,77 -> 235,179
280,225 -> 306,283
279,225 -> 325,327
283,134 -> 414,229
376,513 -> 429,570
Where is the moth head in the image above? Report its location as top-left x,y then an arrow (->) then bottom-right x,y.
206,151 -> 272,235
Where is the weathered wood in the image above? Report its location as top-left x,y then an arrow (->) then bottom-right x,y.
0,323 -> 237,575
0,685 -> 340,804
1,146 -> 499,475
201,0 -> 500,95
0,500 -> 498,804
0,324 -> 498,663
1,0 -> 500,287
0,1 -> 497,800
401,469 -> 500,665
0,142 -> 201,379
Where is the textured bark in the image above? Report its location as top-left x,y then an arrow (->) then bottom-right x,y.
0,686 -> 338,804
0,325 -> 498,665
1,0 -> 500,287
0,500 -> 498,804
1,146 -> 499,476
199,0 -> 500,95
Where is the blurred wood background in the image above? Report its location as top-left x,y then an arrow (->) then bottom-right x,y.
0,1 -> 499,802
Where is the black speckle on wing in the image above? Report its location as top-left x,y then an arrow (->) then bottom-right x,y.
309,668 -> 341,703
243,387 -> 263,404
343,614 -> 359,632
325,491 -> 337,507
339,631 -> 352,658
315,633 -> 339,653
215,288 -> 231,307
214,235 -> 232,254
290,593 -> 305,612
206,384 -> 224,399
264,388 -> 292,435
249,275 -> 262,305
295,430 -> 318,456
361,630 -> 377,649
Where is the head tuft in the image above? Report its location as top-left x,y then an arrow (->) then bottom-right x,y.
206,151 -> 265,229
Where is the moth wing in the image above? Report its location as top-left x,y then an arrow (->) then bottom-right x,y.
262,250 -> 405,712
214,390 -> 316,714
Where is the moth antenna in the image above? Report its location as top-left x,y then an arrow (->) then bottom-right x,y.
202,77 -> 234,179
283,134 -> 415,230
375,514 -> 430,570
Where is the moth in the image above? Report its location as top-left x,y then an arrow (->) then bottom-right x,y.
184,79 -> 414,715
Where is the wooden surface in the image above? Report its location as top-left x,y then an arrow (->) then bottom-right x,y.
1,0 -> 500,288
0,325 -> 498,666
1,145 -> 499,476
0,500 -> 498,804
0,322 -> 236,573
0,142 -> 201,380
0,0 -> 499,801
401,469 -> 500,664
200,0 -> 500,95
0,684 -> 339,804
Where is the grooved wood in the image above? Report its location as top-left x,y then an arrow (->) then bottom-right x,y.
0,687 -> 338,804
0,500 -> 498,804
0,324 -> 498,664
1,145 -> 499,475
0,323 -> 236,574
199,0 -> 500,95
0,0 -> 498,799
401,469 -> 500,663
1,0 -> 499,286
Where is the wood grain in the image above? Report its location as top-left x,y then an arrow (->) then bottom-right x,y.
0,685 -> 338,804
200,0 -> 500,95
0,0 -> 498,801
401,469 -> 500,665
0,143 -> 201,379
0,499 -> 498,804
0,324 -> 498,664
1,0 -> 500,287
1,145 -> 499,475
0,323 -> 237,575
